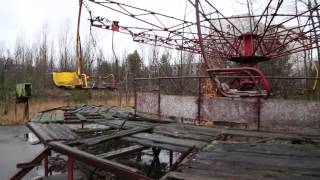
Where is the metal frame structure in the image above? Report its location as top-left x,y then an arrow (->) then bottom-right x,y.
84,0 -> 320,98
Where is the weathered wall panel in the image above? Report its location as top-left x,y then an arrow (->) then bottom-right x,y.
160,95 -> 197,119
136,92 -> 158,114
261,99 -> 320,130
136,92 -> 320,131
201,97 -> 257,123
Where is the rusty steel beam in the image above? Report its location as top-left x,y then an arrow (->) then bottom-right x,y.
48,142 -> 152,180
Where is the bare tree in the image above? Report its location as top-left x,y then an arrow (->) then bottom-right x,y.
58,21 -> 74,71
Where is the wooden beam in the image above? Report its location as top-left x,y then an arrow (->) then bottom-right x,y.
131,133 -> 207,148
122,137 -> 188,152
97,145 -> 145,159
16,162 -> 42,169
82,126 -> 153,146
75,113 -> 87,120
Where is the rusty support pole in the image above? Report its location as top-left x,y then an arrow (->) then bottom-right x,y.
158,78 -> 161,120
81,121 -> 84,129
134,79 -> 137,116
197,77 -> 202,124
169,151 -> 173,167
44,154 -> 49,177
67,157 -> 74,180
257,97 -> 261,131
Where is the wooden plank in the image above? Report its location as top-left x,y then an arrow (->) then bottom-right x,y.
75,113 -> 87,120
82,126 -> 153,145
179,157 -> 320,180
17,161 -> 42,169
131,133 -> 207,149
97,120 -> 153,129
173,143 -> 320,180
122,137 -> 188,152
220,129 -> 305,141
153,125 -> 215,142
27,122 -> 51,142
203,143 -> 320,159
97,145 -> 145,159
74,127 -> 112,134
162,171 -> 212,180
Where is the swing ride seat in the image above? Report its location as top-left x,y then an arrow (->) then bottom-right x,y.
53,72 -> 83,89
207,67 -> 271,98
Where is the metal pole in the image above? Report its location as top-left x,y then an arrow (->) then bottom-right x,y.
257,98 -> 261,131
169,151 -> 173,167
158,78 -> 161,120
44,155 -> 49,177
197,77 -> 202,123
134,79 -> 137,116
67,157 -> 74,180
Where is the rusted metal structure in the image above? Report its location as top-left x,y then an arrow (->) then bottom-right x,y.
85,0 -> 320,97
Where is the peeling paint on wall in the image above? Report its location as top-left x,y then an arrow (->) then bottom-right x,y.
136,93 -> 320,131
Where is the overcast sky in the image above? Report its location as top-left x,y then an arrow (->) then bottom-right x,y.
0,0 -> 78,48
0,0 -> 303,64
0,0 -> 236,58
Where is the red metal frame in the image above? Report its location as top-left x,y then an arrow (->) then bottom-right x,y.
10,148 -> 51,180
11,142 -> 151,180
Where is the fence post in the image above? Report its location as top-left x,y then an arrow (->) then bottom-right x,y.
44,154 -> 49,177
158,78 -> 161,120
257,97 -> 261,131
134,79 -> 137,116
197,77 -> 202,123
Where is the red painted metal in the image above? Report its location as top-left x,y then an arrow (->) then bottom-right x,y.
243,34 -> 253,57
10,148 -> 51,180
67,157 -> 74,180
49,142 -> 151,180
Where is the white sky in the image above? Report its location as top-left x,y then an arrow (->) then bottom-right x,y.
0,0 -> 308,64
0,0 -> 234,60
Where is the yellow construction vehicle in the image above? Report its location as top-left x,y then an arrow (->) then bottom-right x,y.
53,0 -> 89,89
53,0 -> 117,90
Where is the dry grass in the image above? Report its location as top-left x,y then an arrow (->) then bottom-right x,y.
0,96 -> 134,125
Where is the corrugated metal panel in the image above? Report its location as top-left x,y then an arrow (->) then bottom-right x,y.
160,95 -> 197,119
136,92 -> 158,114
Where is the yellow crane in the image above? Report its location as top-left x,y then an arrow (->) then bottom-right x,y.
52,0 -> 116,89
